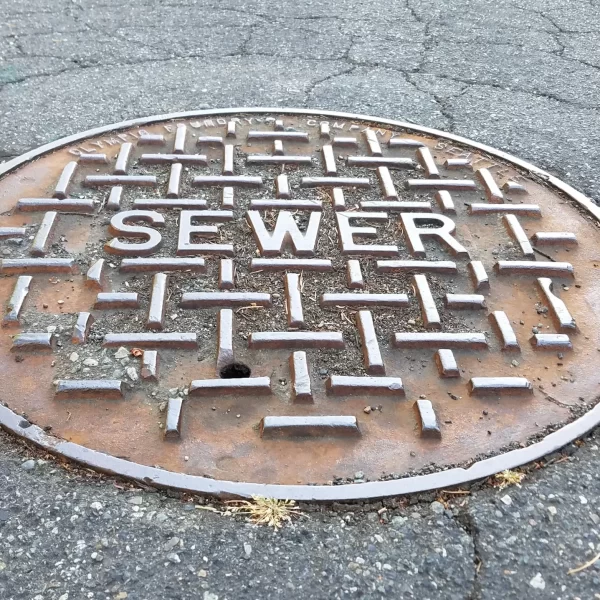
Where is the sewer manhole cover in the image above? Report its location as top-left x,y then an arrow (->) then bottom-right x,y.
0,109 -> 599,500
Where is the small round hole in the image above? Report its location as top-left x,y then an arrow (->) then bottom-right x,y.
219,363 -> 251,379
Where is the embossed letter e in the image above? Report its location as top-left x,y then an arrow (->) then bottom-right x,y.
246,210 -> 321,256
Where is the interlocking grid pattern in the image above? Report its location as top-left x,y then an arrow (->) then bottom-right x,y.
0,117 -> 579,441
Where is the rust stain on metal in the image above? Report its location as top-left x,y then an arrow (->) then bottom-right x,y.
0,109 -> 598,500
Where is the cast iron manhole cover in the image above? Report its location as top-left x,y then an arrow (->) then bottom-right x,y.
0,109 -> 599,500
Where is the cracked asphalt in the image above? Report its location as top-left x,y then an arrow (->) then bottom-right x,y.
1,0 -> 599,598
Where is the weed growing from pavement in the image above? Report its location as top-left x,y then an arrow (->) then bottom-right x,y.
226,495 -> 303,529
493,469 -> 526,489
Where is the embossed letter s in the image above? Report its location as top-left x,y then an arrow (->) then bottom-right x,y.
105,210 -> 165,256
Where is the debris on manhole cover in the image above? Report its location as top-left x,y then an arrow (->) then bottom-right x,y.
0,109 -> 598,501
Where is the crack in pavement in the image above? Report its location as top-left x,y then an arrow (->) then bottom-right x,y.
304,65 -> 359,104
456,507 -> 484,600
4,44 -> 600,114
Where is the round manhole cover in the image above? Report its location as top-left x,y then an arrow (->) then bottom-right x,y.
0,109 -> 599,500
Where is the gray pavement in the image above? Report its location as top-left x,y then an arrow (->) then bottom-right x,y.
1,0 -> 599,598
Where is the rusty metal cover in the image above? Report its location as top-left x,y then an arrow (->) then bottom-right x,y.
0,109 -> 599,501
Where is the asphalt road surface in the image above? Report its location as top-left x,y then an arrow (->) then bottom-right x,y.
1,1 -> 599,598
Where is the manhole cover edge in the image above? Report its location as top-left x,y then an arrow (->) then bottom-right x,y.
1,400 -> 599,501
1,107 -> 599,500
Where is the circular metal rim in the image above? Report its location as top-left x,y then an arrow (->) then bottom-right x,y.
0,107 -> 598,501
